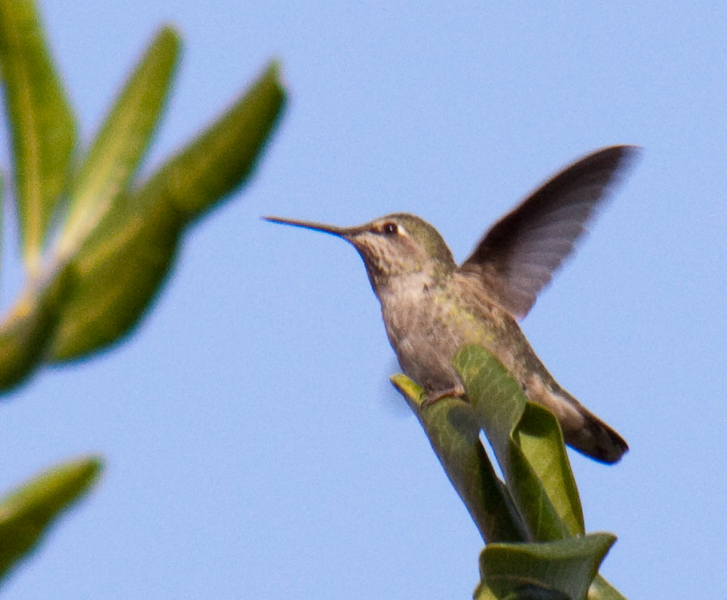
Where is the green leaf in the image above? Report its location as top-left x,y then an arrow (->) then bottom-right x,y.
0,456 -> 103,581
475,534 -> 615,600
588,575 -> 628,600
132,60 -> 287,222
391,374 -> 526,544
0,0 -> 76,274
49,61 -> 286,361
56,25 -> 181,261
512,404 -> 584,538
454,345 -> 584,540
50,197 -> 181,361
0,265 -> 75,391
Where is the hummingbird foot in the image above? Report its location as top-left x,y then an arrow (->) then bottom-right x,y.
421,383 -> 466,406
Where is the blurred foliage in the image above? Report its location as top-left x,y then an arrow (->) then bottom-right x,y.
0,0 -> 285,587
0,0 -> 286,385
0,456 -> 102,581
393,345 -> 628,600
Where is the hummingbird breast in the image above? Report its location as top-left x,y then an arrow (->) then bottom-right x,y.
378,271 -> 503,397
378,271 -> 563,402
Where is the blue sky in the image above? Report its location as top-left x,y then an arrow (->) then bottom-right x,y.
1,0 -> 725,597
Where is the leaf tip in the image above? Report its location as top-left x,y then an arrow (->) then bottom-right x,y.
390,373 -> 423,410
155,23 -> 183,48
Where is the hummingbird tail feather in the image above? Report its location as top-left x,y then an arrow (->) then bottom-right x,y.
568,408 -> 629,464
529,383 -> 629,464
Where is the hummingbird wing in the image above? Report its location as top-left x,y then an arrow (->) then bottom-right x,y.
459,145 -> 639,319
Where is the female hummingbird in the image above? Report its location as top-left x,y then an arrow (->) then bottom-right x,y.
266,145 -> 637,464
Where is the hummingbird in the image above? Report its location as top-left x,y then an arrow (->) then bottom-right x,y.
265,145 -> 637,464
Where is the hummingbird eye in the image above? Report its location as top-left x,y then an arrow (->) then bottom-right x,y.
381,222 -> 398,235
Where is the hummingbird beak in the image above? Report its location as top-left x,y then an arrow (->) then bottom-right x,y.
263,216 -> 351,238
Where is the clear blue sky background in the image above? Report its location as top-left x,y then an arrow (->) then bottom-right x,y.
0,0 -> 725,597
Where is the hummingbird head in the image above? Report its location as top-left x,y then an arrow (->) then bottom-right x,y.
264,213 -> 456,291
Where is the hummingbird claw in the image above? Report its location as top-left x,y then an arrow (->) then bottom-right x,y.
422,384 -> 467,406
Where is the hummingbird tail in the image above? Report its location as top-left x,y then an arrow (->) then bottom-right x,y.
567,407 -> 629,464
531,384 -> 628,464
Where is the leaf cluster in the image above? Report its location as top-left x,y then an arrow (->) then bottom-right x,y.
393,345 -> 627,600
0,0 -> 285,583
0,0 -> 285,387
